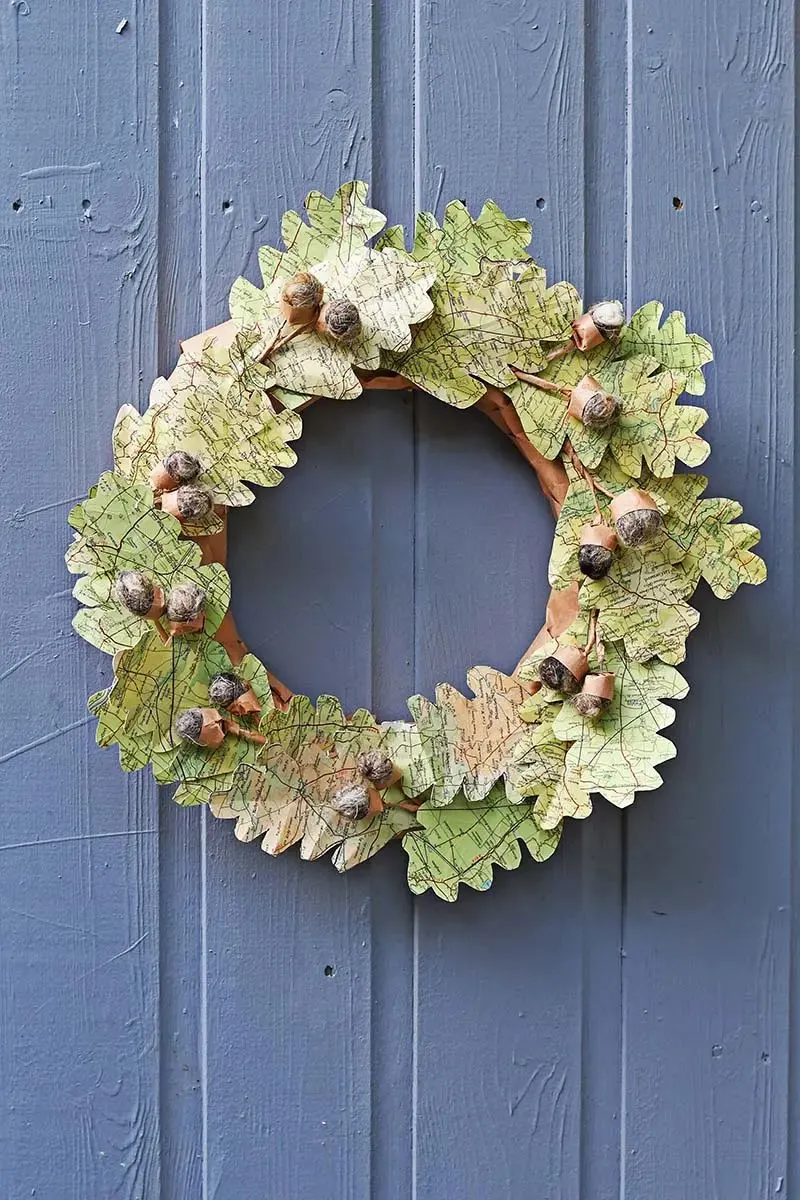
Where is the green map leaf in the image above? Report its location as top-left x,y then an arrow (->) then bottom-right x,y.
402,789 -> 561,902
113,336 -> 301,507
379,199 -> 533,275
67,473 -> 231,652
551,643 -> 689,807
210,696 -> 418,867
396,668 -> 532,804
616,301 -> 713,395
509,699 -> 593,829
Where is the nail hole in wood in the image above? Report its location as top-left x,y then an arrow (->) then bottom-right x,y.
536,197 -> 547,210
672,196 -> 683,210
323,964 -> 335,977
12,199 -> 22,212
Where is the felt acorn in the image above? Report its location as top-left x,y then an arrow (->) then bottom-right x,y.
578,523 -> 618,580
114,570 -> 164,618
567,375 -> 621,431
330,781 -> 381,821
536,644 -> 590,695
279,271 -> 324,326
316,297 -> 361,343
175,706 -> 266,748
356,748 -> 402,790
208,671 -> 261,717
573,672 -> 616,719
148,450 -> 202,492
160,483 -> 215,524
570,299 -> 626,352
611,489 -> 662,547
165,581 -> 206,635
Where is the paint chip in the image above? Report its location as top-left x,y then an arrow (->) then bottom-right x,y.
116,18 -> 129,33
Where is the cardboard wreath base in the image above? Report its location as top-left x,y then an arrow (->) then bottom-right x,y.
66,183 -> 765,900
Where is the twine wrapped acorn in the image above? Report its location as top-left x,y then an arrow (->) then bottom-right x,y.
174,706 -> 266,748
148,450 -> 202,493
578,523 -> 617,580
330,781 -> 378,821
208,671 -> 261,717
317,298 -> 361,343
114,570 -> 164,618
279,272 -> 324,326
165,582 -> 206,635
567,375 -> 621,431
356,748 -> 401,790
537,644 -> 590,694
611,489 -> 662,547
161,483 -> 215,524
573,672 -> 615,718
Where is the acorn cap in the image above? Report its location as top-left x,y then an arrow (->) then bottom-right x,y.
161,483 -> 215,523
356,748 -> 396,789
581,672 -> 616,701
175,706 -> 226,747
580,523 -> 618,551
567,375 -> 620,430
115,570 -> 157,616
537,644 -> 590,694
279,272 -> 324,325
553,644 -> 589,680
148,451 -> 202,492
208,672 -> 247,709
570,312 -> 605,353
166,581 -> 206,622
330,781 -> 372,821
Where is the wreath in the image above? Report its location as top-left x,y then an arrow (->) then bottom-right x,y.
66,182 -> 766,901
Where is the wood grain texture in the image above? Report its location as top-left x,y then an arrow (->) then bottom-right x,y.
622,5 -> 794,1198
0,0 -> 794,1197
0,2 -> 162,1197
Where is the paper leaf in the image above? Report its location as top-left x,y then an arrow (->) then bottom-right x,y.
676,497 -> 767,599
402,789 -> 561,902
552,643 -> 689,808
230,247 -> 435,401
210,697 -> 417,866
113,337 -> 301,507
616,301 -> 713,395
67,473 -> 231,649
258,181 -> 387,286
380,199 -> 533,274
581,547 -> 699,665
403,668 -> 532,804
509,706 -> 593,829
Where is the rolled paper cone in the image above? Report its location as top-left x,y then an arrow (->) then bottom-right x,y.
223,719 -> 267,746
582,672 -> 616,701
567,374 -> 605,420
382,765 -> 404,791
366,785 -> 385,817
278,296 -> 318,326
553,643 -> 589,683
160,490 -> 184,520
580,523 -> 618,551
228,688 -> 261,718
570,312 -> 605,352
144,585 -> 167,619
610,488 -> 659,521
197,707 -> 226,748
168,612 -> 206,636
149,463 -> 178,492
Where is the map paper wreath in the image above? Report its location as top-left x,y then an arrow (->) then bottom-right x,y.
67,182 -> 766,901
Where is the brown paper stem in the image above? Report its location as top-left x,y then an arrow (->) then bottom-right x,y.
545,342 -> 574,362
511,368 -> 570,397
562,440 -> 615,500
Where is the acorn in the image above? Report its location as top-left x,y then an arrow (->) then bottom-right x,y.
114,570 -> 164,618
536,644 -> 589,695
571,299 -> 625,352
316,298 -> 361,343
161,483 -> 215,524
148,450 -> 202,492
567,375 -> 621,430
578,523 -> 617,580
175,706 -> 224,748
573,672 -> 616,719
208,671 -> 261,717
330,781 -> 373,821
279,271 -> 324,325
356,748 -> 398,789
165,581 -> 206,635
611,489 -> 662,548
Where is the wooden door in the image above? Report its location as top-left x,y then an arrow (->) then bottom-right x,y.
0,1 -> 793,1196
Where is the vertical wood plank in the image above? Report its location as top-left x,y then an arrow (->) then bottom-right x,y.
623,4 -> 794,1197
200,2 -> 417,1195
411,4 -> 602,1197
0,1 -> 162,1196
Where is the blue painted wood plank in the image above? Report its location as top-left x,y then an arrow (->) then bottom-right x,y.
199,2 -> 418,1196
0,2 -> 162,1197
622,4 -> 794,1197
411,4 -> 596,1197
